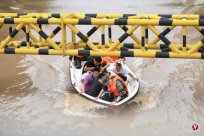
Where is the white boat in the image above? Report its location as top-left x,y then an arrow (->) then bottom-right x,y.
69,60 -> 140,106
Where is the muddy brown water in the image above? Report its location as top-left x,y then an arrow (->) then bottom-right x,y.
0,0 -> 204,136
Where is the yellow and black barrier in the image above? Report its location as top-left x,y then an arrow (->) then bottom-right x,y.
0,13 -> 204,59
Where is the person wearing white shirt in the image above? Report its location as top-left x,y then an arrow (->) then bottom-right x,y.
111,62 -> 138,81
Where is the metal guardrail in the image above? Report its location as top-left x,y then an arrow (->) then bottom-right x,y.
0,13 -> 204,59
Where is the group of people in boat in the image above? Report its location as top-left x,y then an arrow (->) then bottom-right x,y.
71,55 -> 138,103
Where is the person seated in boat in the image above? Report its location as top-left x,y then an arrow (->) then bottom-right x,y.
82,56 -> 110,74
82,56 -> 102,74
81,67 -> 100,95
69,55 -> 87,69
89,72 -> 110,97
97,74 -> 128,102
89,72 -> 109,97
110,62 -> 138,81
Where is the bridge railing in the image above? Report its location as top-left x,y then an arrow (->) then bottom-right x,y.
0,13 -> 204,59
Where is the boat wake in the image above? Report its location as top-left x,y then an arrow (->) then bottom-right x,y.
18,56 -> 168,117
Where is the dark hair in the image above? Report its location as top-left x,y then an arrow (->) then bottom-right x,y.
94,57 -> 102,62
116,62 -> 122,67
93,67 -> 100,72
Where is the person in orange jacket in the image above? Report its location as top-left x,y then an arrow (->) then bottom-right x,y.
96,74 -> 128,102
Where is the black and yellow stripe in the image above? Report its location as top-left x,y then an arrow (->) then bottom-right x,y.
9,24 -> 12,34
108,25 -> 139,51
29,24 -> 61,50
26,24 -> 31,48
195,26 -> 204,36
182,26 -> 187,52
0,47 -> 204,59
151,26 -> 175,45
120,25 -> 141,44
48,25 -> 62,39
67,24 -> 99,51
0,23 -> 24,49
0,13 -> 204,59
76,25 -> 100,44
141,26 -> 145,51
87,26 -> 98,37
101,25 -> 105,45
0,16 -> 201,26
108,25 -> 112,43
145,27 -> 148,45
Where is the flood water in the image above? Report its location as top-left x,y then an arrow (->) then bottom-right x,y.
0,0 -> 204,136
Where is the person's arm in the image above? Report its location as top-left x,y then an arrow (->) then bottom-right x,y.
115,57 -> 126,63
125,65 -> 138,80
115,90 -> 127,103
115,96 -> 122,103
128,72 -> 138,80
96,89 -> 105,99
101,63 -> 110,72
119,57 -> 126,61
84,66 -> 95,72
96,85 -> 108,99
81,83 -> 85,93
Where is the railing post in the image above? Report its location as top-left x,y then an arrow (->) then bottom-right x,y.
26,24 -> 31,48
108,25 -> 112,44
182,26 -> 187,52
101,25 -> 105,47
61,17 -> 66,56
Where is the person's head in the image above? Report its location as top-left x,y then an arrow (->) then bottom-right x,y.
92,67 -> 100,78
93,57 -> 102,66
116,62 -> 122,72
